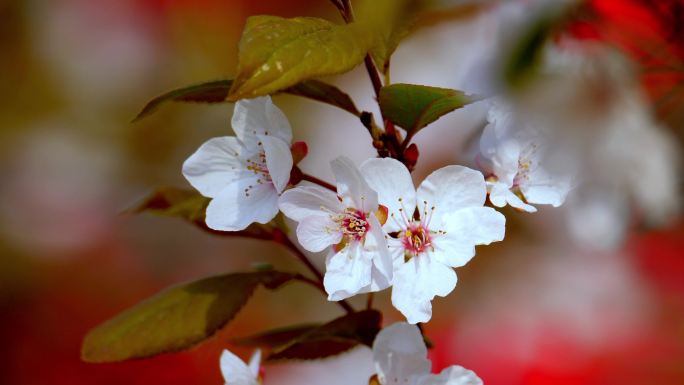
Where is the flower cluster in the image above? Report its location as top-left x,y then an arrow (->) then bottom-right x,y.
185,96 -> 507,324
220,323 -> 482,385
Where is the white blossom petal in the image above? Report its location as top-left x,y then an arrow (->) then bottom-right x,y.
432,207 -> 505,268
231,96 -> 292,148
259,134 -> 293,193
324,242 -> 373,301
520,168 -> 571,207
417,166 -> 486,227
279,185 -> 344,222
366,214 -> 393,292
373,323 -> 431,385
331,156 -> 378,213
417,366 -> 483,385
247,349 -> 262,379
391,256 -> 457,324
296,215 -> 342,252
205,182 -> 278,231
220,349 -> 258,385
361,157 -> 417,233
182,136 -> 245,198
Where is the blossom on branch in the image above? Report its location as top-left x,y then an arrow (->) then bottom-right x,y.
220,349 -> 262,385
370,322 -> 482,385
279,156 -> 393,301
183,96 -> 294,231
361,158 -> 506,324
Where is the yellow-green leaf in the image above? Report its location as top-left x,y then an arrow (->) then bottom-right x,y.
81,271 -> 295,363
379,83 -> 475,136
228,16 -> 372,101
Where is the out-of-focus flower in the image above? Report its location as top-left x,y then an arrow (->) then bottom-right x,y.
220,349 -> 262,385
371,322 -> 482,385
183,96 -> 293,231
361,158 -> 505,324
478,101 -> 572,213
279,157 -> 392,301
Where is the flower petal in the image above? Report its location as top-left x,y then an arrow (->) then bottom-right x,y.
331,156 -> 378,213
182,136 -> 245,198
372,323 -> 431,385
296,215 -> 342,252
232,96 -> 292,148
366,214 -> 393,292
361,158 -> 416,233
417,365 -> 483,385
205,181 -> 278,231
247,349 -> 262,379
488,181 -> 537,212
259,135 -> 293,193
278,185 -> 343,222
324,242 -> 373,301
220,349 -> 257,385
417,166 -> 486,226
432,207 -> 505,268
391,256 -> 457,324
520,170 -> 572,207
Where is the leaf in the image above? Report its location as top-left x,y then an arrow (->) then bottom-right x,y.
126,187 -> 273,239
358,0 -> 422,74
81,271 -> 296,363
132,80 -> 233,122
228,16 -> 372,101
133,79 -> 359,121
233,324 -> 320,348
267,310 -> 382,361
379,83 -> 475,136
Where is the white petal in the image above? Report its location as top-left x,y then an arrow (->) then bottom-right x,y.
391,256 -> 457,324
278,185 -> 343,222
331,156 -> 378,212
432,207 -> 505,268
417,365 -> 483,385
232,96 -> 292,148
488,181 -> 536,212
182,136 -> 245,198
296,215 -> 342,252
247,349 -> 262,379
205,182 -> 278,231
361,157 -> 416,233
220,349 -> 258,385
366,214 -> 393,292
417,166 -> 486,226
324,242 -> 373,301
520,173 -> 571,207
259,135 -> 293,193
373,323 -> 431,385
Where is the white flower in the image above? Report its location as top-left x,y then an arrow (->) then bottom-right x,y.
361,158 -> 505,324
371,322 -> 483,385
183,96 -> 293,231
278,156 -> 393,301
220,349 -> 262,385
478,101 -> 572,212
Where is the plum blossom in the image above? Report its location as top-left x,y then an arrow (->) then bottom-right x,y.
220,349 -> 262,385
370,322 -> 483,385
278,157 -> 393,301
183,96 -> 293,231
361,158 -> 505,324
478,101 -> 572,212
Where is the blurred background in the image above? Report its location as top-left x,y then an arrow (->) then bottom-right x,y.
0,0 -> 683,384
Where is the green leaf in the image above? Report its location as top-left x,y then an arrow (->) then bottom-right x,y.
133,79 -> 359,121
379,83 -> 475,136
81,271 -> 296,363
228,16 -> 372,101
267,310 -> 382,361
126,187 -> 273,239
358,0 -> 422,74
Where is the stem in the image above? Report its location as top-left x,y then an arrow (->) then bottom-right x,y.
301,173 -> 337,192
364,55 -> 383,99
366,292 -> 374,309
282,235 -> 355,314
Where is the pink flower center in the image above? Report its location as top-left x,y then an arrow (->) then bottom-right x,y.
339,208 -> 369,241
401,223 -> 432,256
